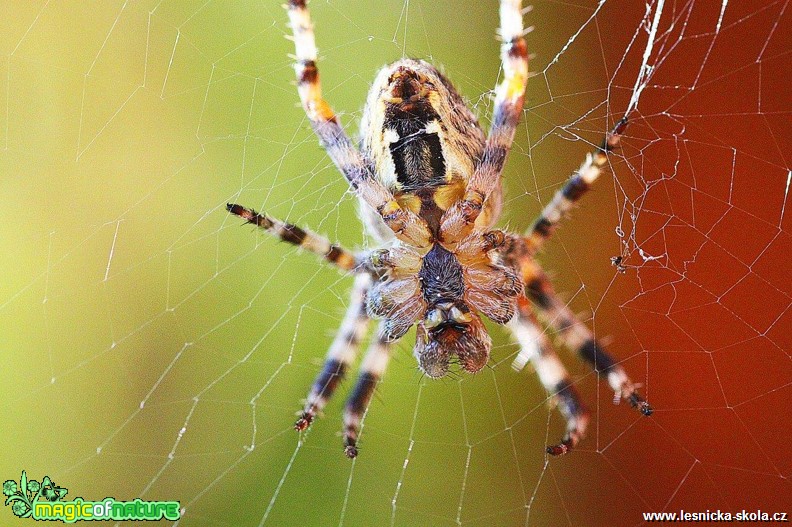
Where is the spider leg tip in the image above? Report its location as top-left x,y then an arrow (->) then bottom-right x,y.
227,203 -> 250,217
546,443 -> 569,456
628,392 -> 653,416
294,415 -> 312,431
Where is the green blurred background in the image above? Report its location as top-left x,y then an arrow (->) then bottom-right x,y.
3,1 -> 790,526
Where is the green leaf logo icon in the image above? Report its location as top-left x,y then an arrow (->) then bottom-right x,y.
3,471 -> 68,518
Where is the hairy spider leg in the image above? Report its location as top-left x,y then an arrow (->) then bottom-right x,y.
441,0 -> 529,241
526,117 -> 629,250
227,204 -> 359,271
286,0 -> 431,248
342,327 -> 392,458
521,260 -> 652,416
508,298 -> 590,456
295,274 -> 372,431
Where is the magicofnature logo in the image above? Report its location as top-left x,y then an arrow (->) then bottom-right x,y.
3,471 -> 180,522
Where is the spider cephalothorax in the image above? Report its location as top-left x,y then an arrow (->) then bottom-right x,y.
228,0 -> 651,459
367,230 -> 522,377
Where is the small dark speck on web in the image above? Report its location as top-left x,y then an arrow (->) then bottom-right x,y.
611,256 -> 627,274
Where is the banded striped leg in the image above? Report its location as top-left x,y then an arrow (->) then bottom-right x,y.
523,261 -> 652,416
227,203 -> 359,271
295,274 -> 372,431
526,117 -> 629,250
286,0 -> 431,248
342,326 -> 391,458
441,0 -> 528,240
509,298 -> 590,455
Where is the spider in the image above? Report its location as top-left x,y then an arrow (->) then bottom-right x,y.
228,0 -> 651,458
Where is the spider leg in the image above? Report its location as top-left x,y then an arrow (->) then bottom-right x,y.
526,117 -> 629,251
227,203 -> 360,272
522,260 -> 652,416
342,325 -> 391,458
508,297 -> 590,456
295,274 -> 371,431
286,1 -> 431,248
441,0 -> 528,240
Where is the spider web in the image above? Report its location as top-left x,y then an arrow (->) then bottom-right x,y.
2,0 -> 790,526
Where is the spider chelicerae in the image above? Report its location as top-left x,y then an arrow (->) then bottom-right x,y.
228,0 -> 652,458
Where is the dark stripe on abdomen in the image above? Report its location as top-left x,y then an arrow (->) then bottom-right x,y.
390,132 -> 446,191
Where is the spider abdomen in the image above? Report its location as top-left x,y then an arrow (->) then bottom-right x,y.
359,59 -> 505,241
